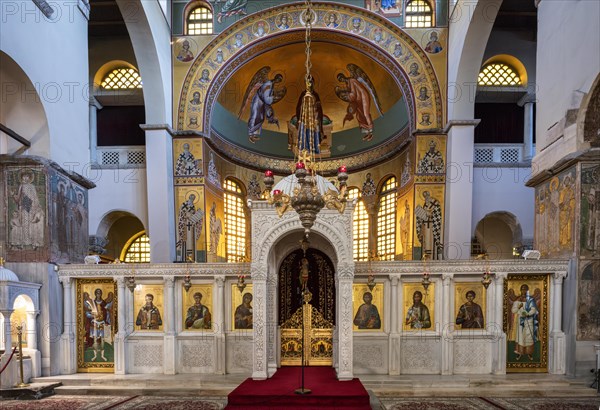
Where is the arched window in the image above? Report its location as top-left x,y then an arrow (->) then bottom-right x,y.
348,188 -> 369,261
349,188 -> 369,261
186,4 -> 213,35
405,0 -> 434,28
224,178 -> 247,262
121,231 -> 150,263
377,177 -> 397,260
478,63 -> 522,86
100,67 -> 142,90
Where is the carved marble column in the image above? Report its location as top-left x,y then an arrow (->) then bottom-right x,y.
163,277 -> 176,374
267,274 -> 278,378
59,277 -> 76,374
252,266 -> 268,380
215,276 -> 226,374
0,309 -> 14,353
492,272 -> 507,374
389,274 -> 400,375
441,273 -> 453,375
549,271 -> 567,374
114,277 -> 126,375
337,263 -> 354,380
25,310 -> 41,377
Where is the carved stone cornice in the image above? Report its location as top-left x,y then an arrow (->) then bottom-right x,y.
353,259 -> 569,276
57,263 -> 250,278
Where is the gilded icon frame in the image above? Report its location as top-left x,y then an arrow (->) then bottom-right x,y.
503,274 -> 549,372
454,282 -> 487,331
182,284 -> 214,331
402,282 -> 435,331
76,278 -> 117,373
231,284 -> 253,331
352,283 -> 384,331
133,284 -> 165,332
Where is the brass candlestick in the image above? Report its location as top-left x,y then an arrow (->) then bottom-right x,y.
16,325 -> 29,388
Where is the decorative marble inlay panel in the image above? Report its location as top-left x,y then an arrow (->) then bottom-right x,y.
230,341 -> 253,371
400,338 -> 440,374
133,345 -> 163,367
181,342 -> 214,368
453,340 -> 491,374
354,342 -> 385,369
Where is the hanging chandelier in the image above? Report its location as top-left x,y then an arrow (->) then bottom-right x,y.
263,0 -> 348,236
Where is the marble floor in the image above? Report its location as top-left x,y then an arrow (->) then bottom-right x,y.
1,373 -> 597,409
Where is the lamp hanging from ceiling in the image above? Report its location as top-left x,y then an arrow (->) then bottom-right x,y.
263,0 -> 348,238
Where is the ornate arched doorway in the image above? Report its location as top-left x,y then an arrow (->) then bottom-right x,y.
278,248 -> 336,366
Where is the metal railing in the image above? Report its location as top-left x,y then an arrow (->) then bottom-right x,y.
474,143 -> 533,164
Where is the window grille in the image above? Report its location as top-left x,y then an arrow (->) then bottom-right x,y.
478,63 -> 521,86
187,6 -> 213,35
406,0 -> 433,28
224,178 -> 247,262
377,177 -> 397,260
101,68 -> 142,90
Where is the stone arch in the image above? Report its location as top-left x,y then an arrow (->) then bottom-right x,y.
95,210 -> 146,260
115,0 -> 171,124
254,214 -> 353,272
0,51 -> 50,157
474,211 -> 523,259
177,1 -> 444,135
577,72 -> 600,148
448,0 -> 503,120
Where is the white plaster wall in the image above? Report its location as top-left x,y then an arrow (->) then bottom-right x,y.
472,166 -> 534,243
536,0 -> 600,152
87,167 -> 149,236
0,1 -> 90,167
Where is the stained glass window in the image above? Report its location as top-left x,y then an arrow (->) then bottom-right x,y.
224,178 -> 247,262
377,177 -> 397,260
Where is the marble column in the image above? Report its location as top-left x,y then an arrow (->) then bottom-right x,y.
336,263 -> 354,381
163,277 -> 176,374
441,273 -> 453,375
523,101 -> 535,161
549,271 -> 567,374
59,277 -> 76,374
25,310 -> 41,377
492,272 -> 507,374
443,120 -> 480,259
114,277 -> 126,375
141,126 -> 175,263
89,97 -> 102,164
215,276 -> 226,374
252,266 -> 268,380
1,309 -> 14,353
389,274 -> 400,375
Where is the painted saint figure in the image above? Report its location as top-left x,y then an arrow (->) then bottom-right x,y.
399,199 -> 411,257
185,292 -> 211,329
353,292 -> 381,329
84,288 -> 114,361
405,290 -> 431,329
415,190 -> 443,260
175,143 -> 202,176
234,292 -> 253,329
217,0 -> 247,23
209,201 -> 222,255
176,193 -> 204,262
424,31 -> 443,54
295,76 -> 323,153
455,290 -> 484,329
136,294 -> 162,330
417,140 -> 444,173
176,40 -> 194,62
10,169 -> 44,249
238,66 -> 287,143
335,63 -> 384,141
509,284 -> 540,361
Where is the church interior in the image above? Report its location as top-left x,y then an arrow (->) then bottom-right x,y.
0,0 -> 599,407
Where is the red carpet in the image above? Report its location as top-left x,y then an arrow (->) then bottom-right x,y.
225,366 -> 370,409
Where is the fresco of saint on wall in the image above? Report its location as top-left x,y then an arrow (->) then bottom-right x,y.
6,167 -> 46,254
581,164 -> 600,257
578,261 -> 600,340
